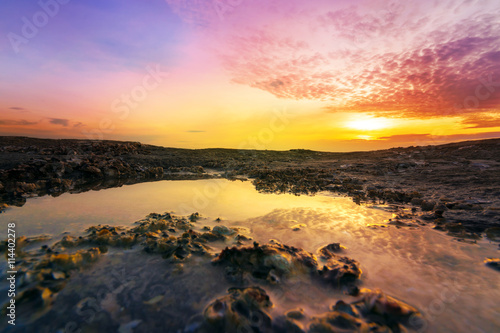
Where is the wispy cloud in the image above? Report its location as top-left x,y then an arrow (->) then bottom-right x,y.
48,118 -> 70,127
0,119 -> 38,126
460,113 -> 500,129
174,0 -> 500,120
185,130 -> 206,133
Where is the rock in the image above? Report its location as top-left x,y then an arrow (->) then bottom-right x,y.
189,212 -> 200,222
213,241 -> 361,288
12,287 -> 54,320
352,288 -> 424,329
286,308 -> 305,320
103,167 -> 119,178
434,204 -> 447,218
291,223 -> 307,231
454,203 -> 482,211
318,256 -> 362,287
60,235 -> 81,247
309,311 -> 372,332
212,225 -> 236,236
213,241 -> 318,283
0,203 -> 9,213
201,287 -> 273,332
82,165 -> 102,177
445,223 -> 465,234
410,197 -> 423,206
485,227 -> 500,241
318,243 -> 346,258
332,300 -> 361,318
484,258 -> 500,271
420,200 -> 435,211
36,247 -> 101,272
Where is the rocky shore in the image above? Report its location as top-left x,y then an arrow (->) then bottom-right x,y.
1,211 -> 425,332
1,136 -> 499,239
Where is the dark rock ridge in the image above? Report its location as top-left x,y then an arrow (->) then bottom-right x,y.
1,136 -> 500,234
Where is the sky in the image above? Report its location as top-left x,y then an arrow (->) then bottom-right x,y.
1,0 -> 499,151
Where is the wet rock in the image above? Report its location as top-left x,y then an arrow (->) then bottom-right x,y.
213,241 -> 361,288
213,241 -> 319,284
286,308 -> 305,320
420,200 -> 435,212
146,166 -> 164,178
410,197 -> 423,206
434,204 -> 447,218
484,258 -> 500,271
235,234 -> 252,242
332,300 -> 362,318
199,287 -> 273,333
274,316 -> 306,333
291,223 -> 307,231
0,203 -> 8,213
82,165 -> 102,177
445,223 -> 465,234
318,256 -> 362,287
189,212 -> 201,222
454,203 -> 482,211
36,247 -> 101,272
309,311 -> 372,332
4,287 -> 54,322
212,225 -> 236,236
352,288 -> 424,330
200,232 -> 225,242
485,227 -> 500,241
144,229 -> 214,261
318,243 -> 346,258
60,235 -> 81,248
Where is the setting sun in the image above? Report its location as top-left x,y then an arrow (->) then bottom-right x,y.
345,116 -> 393,131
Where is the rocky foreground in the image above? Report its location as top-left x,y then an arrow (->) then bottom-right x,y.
1,136 -> 500,332
1,136 -> 500,238
1,212 -> 425,332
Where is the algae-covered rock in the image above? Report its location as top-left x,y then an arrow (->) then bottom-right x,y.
213,241 -> 318,283
200,287 -> 273,333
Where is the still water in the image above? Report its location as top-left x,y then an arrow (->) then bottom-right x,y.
0,179 -> 499,332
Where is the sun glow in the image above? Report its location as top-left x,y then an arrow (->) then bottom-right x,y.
345,116 -> 393,131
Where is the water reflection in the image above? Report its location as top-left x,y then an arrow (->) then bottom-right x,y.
0,179 -> 498,332
0,179 -> 379,238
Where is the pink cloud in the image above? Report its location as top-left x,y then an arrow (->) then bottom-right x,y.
165,0 -> 500,119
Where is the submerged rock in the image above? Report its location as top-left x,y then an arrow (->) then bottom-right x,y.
318,243 -> 346,258
212,225 -> 236,236
194,286 -> 423,333
198,287 -> 273,333
309,289 -> 423,332
213,241 -> 361,288
352,288 -> 424,329
213,241 -> 318,284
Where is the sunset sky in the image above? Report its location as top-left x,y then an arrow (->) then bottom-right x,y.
1,0 -> 499,151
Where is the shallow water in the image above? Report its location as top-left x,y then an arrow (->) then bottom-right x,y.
0,179 -> 499,332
